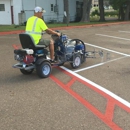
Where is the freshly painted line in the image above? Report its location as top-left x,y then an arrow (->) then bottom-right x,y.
119,30 -> 130,33
96,33 -> 130,41
60,66 -> 130,108
85,42 -> 130,57
74,56 -> 127,72
74,63 -> 104,72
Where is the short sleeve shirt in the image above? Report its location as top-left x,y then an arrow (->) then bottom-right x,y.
25,16 -> 48,44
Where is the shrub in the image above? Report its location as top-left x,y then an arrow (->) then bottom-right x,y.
91,9 -> 119,17
104,11 -> 119,16
91,9 -> 99,16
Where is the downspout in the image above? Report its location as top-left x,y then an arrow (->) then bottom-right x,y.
21,0 -> 24,11
35,0 -> 37,6
21,0 -> 26,25
9,0 -> 12,24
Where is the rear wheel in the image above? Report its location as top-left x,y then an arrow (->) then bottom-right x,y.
36,61 -> 52,78
20,69 -> 34,75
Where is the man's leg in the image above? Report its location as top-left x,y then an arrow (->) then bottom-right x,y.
38,39 -> 55,61
49,40 -> 54,60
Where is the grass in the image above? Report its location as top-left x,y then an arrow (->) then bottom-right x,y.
0,16 -> 119,32
0,25 -> 25,32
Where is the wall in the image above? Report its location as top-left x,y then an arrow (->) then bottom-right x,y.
0,0 -> 82,25
13,0 -> 22,25
23,0 -> 63,22
0,0 -> 11,25
57,0 -> 64,22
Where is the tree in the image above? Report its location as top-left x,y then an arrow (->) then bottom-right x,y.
124,0 -> 130,20
80,0 -> 92,22
63,0 -> 69,25
110,0 -> 130,21
99,0 -> 105,21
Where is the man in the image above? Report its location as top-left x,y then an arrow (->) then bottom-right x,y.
25,6 -> 60,62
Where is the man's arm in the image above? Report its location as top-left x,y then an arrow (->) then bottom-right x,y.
45,28 -> 61,37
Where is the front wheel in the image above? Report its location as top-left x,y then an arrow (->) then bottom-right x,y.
36,61 -> 52,78
20,69 -> 34,75
70,54 -> 81,69
81,54 -> 86,63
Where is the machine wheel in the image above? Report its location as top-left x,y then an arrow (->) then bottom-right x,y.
81,54 -> 86,63
20,69 -> 34,75
70,54 -> 81,69
36,61 -> 52,78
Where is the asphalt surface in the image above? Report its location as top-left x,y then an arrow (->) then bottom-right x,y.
0,23 -> 130,130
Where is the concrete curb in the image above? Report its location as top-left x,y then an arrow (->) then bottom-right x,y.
0,21 -> 130,35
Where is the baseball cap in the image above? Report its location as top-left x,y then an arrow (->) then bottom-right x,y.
34,6 -> 46,13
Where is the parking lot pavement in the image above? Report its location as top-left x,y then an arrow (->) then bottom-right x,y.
0,23 -> 130,130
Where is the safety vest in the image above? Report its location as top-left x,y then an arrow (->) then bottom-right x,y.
26,17 -> 42,35
25,16 -> 48,44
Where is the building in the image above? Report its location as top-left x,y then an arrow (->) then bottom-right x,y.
0,0 -> 83,25
92,0 -> 98,7
92,0 -> 110,7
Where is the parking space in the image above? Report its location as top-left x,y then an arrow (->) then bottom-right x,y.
0,23 -> 130,130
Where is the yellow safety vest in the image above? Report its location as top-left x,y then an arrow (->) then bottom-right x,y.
25,16 -> 48,44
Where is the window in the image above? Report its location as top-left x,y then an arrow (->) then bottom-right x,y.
51,4 -> 53,11
0,4 -> 5,11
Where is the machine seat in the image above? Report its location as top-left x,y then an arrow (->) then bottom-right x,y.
19,33 -> 46,50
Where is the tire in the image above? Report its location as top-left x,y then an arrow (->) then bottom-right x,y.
20,69 -> 34,75
36,61 -> 52,78
81,54 -> 86,63
70,54 -> 81,69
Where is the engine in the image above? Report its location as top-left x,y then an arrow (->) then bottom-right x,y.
14,49 -> 34,64
23,55 -> 34,64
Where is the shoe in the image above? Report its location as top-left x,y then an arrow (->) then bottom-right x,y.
50,60 -> 57,63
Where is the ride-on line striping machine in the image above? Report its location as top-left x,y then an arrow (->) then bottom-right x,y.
13,31 -> 103,78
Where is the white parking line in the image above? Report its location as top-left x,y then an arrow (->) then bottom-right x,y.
59,34 -> 130,112
119,30 -> 130,33
74,56 -> 127,73
60,66 -> 130,108
74,42 -> 130,72
85,42 -> 130,57
96,33 -> 130,41
69,41 -> 130,107
74,63 -> 104,72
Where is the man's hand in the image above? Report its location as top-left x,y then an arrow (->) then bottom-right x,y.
46,29 -> 61,37
56,32 -> 61,37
